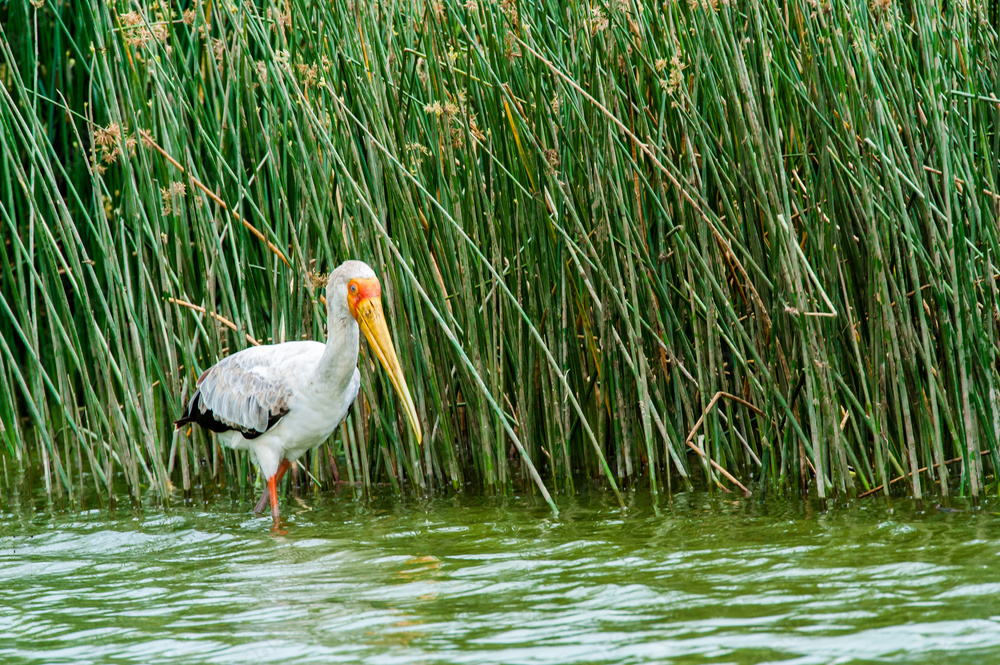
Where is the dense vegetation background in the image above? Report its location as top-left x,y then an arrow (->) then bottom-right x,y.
2,0 -> 999,510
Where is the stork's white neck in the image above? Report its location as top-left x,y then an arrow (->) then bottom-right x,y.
314,303 -> 359,389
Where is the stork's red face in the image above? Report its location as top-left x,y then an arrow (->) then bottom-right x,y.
346,276 -> 422,445
347,277 -> 382,321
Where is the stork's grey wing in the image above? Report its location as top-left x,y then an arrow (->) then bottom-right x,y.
175,346 -> 293,437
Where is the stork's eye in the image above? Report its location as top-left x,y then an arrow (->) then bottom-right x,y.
350,284 -> 358,294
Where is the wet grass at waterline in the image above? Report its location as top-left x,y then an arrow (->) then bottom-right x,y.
1,0 -> 999,511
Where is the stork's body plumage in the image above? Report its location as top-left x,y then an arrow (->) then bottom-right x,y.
175,261 -> 421,528
190,340 -> 360,480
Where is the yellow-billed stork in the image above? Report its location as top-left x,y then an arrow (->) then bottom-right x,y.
175,260 -> 422,527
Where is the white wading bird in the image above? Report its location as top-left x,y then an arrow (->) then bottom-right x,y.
175,260 -> 422,527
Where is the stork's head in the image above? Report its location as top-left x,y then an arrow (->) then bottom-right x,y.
327,260 -> 422,445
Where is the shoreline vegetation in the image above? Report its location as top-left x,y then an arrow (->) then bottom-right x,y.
1,0 -> 998,511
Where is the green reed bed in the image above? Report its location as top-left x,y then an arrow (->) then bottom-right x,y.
1,0 -> 998,511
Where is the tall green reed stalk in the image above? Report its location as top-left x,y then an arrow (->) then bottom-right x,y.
1,0 -> 998,511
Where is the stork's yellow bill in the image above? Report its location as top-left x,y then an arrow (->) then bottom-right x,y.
348,276 -> 422,445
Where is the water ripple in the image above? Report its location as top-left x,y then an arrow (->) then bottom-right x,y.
2,493 -> 1000,664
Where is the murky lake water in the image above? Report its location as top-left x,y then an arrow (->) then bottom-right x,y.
2,488 -> 1000,664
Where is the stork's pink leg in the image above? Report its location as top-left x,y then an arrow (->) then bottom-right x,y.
267,474 -> 280,529
254,458 -> 291,513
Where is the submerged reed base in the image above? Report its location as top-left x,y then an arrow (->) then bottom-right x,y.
1,0 -> 998,510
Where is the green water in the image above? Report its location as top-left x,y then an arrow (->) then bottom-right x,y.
2,489 -> 1000,664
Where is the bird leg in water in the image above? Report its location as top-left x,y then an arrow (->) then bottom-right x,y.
255,458 -> 291,513
268,474 -> 280,525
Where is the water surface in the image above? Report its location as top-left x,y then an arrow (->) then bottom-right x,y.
2,489 -> 999,664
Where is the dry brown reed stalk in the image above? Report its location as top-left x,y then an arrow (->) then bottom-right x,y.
140,130 -> 291,268
167,298 -> 261,347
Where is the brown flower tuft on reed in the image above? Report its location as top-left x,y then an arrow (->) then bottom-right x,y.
93,123 -> 121,148
160,182 -> 187,216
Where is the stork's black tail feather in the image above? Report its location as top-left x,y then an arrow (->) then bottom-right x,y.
174,391 -> 232,433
